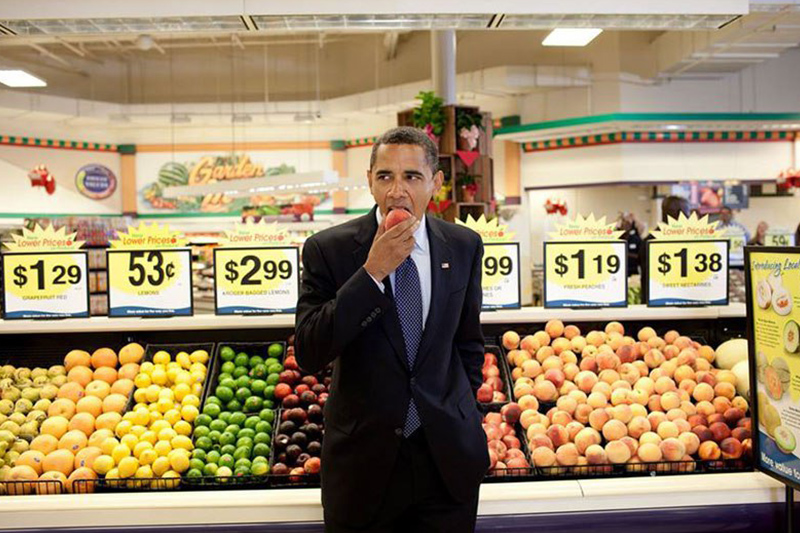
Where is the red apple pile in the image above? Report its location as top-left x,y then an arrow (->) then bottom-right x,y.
477,350 -> 507,403
484,403 -> 529,474
501,320 -> 752,473
272,335 -> 329,481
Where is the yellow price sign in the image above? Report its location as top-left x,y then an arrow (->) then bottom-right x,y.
481,243 -> 520,310
213,247 -> 299,314
544,241 -> 627,308
107,249 -> 192,317
647,240 -> 729,306
2,252 -> 89,319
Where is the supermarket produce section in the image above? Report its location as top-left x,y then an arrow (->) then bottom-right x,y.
0,304 -> 791,532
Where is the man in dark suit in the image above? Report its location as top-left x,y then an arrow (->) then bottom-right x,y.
295,126 -> 489,532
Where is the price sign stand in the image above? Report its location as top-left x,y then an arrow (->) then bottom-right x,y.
646,240 -> 729,307
543,241 -> 627,309
107,249 -> 193,317
745,246 -> 800,533
213,246 -> 300,315
481,242 -> 521,311
2,251 -> 90,319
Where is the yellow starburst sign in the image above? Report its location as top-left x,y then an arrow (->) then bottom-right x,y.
218,221 -> 290,247
650,212 -> 723,241
456,214 -> 515,243
109,222 -> 186,249
547,214 -> 624,241
4,223 -> 84,252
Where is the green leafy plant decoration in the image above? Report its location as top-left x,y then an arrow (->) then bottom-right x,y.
456,110 -> 484,132
412,91 -> 446,136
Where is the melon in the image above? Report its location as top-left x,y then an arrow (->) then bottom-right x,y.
732,360 -> 750,397
784,321 -> 799,354
765,366 -> 783,400
67,467 -> 97,493
715,339 -> 747,370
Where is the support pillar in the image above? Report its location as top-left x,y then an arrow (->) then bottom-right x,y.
504,141 -> 521,205
431,30 -> 456,105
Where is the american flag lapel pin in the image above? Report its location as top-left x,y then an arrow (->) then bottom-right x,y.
441,262 -> 450,269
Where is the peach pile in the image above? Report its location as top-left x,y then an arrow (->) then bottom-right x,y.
502,320 -> 752,472
477,351 -> 507,403
484,403 -> 529,473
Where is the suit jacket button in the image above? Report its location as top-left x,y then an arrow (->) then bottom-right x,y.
394,428 -> 403,437
410,377 -> 416,387
366,316 -> 373,323
375,307 -> 381,314
361,321 -> 368,327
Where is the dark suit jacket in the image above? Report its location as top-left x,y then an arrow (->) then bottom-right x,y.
295,206 -> 489,527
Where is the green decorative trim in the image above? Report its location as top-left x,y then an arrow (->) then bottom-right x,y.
117,144 -> 137,154
496,112 -> 800,137
344,136 -> 378,149
0,135 -> 116,152
0,213 -> 123,218
521,130 -> 797,153
329,140 -> 346,151
493,115 -> 521,129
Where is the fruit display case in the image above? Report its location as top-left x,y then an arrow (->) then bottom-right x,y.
0,303 -> 794,533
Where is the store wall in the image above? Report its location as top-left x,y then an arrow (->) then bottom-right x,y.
732,196 -> 800,237
0,145 -> 121,216
520,145 -> 625,189
344,146 -> 375,211
526,184 -> 652,266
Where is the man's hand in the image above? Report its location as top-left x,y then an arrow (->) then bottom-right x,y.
364,216 -> 419,281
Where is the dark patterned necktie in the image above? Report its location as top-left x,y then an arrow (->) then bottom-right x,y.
395,256 -> 422,437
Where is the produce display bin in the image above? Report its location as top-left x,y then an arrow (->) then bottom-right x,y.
477,344 -> 513,409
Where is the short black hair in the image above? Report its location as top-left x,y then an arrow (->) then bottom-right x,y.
661,195 -> 690,223
369,126 -> 439,174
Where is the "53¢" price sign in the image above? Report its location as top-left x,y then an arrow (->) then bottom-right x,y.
2,251 -> 90,319
647,240 -> 729,307
544,241 -> 627,308
107,249 -> 193,317
213,247 -> 299,315
481,243 -> 520,310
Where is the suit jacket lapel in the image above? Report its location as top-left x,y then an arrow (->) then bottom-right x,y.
351,206 -> 409,371
414,215 -> 452,370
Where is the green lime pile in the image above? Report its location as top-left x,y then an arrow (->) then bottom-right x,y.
185,344 -> 284,480
187,405 -> 275,479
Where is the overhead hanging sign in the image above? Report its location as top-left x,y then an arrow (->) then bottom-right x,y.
544,214 -> 627,308
456,215 -> 520,310
746,246 -> 800,490
107,223 -> 193,317
213,222 -> 299,315
2,224 -> 89,319
76,164 -> 117,200
647,213 -> 729,307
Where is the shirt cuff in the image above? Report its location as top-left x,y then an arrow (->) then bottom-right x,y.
367,271 -> 385,292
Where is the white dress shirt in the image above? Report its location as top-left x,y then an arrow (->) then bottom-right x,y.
370,210 -> 432,329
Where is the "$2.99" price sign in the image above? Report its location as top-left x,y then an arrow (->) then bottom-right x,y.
107,249 -> 193,317
647,240 -> 729,307
481,243 -> 520,310
2,252 -> 90,319
544,241 -> 627,308
213,247 -> 299,315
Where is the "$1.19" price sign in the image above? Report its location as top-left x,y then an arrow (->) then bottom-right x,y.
2,252 -> 90,319
481,243 -> 520,310
647,240 -> 729,307
213,247 -> 299,315
107,249 -> 193,317
544,241 -> 627,308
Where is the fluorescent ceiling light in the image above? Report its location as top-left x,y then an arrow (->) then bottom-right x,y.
0,70 -> 46,87
542,28 -> 602,47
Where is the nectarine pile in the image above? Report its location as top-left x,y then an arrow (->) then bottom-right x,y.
477,350 -> 508,403
502,320 -> 752,474
484,403 -> 530,474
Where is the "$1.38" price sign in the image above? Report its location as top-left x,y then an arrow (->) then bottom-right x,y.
647,240 -> 729,307
213,247 -> 299,314
481,243 -> 520,310
107,249 -> 193,317
544,241 -> 627,308
2,252 -> 89,319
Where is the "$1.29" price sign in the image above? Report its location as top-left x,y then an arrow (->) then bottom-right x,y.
544,241 -> 627,308
213,247 -> 299,315
647,240 -> 729,307
481,243 -> 520,310
107,249 -> 193,317
2,252 -> 90,319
